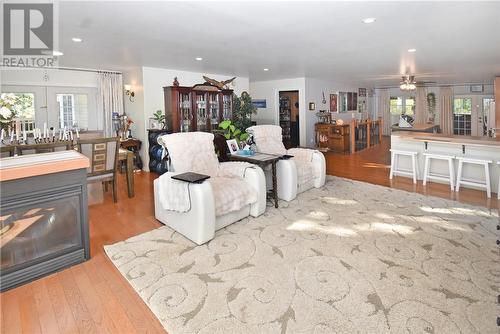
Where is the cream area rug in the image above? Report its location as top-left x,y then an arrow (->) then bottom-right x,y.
104,176 -> 499,334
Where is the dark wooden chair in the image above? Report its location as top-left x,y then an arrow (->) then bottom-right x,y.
77,137 -> 120,203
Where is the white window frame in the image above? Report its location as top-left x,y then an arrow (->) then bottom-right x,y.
58,94 -> 76,128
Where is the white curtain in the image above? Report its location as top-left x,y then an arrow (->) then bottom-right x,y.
98,72 -> 123,137
415,86 -> 428,124
375,88 -> 391,135
439,86 -> 453,135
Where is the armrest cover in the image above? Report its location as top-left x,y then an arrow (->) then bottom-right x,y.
276,159 -> 298,201
154,174 -> 216,245
218,161 -> 255,178
240,165 -> 266,217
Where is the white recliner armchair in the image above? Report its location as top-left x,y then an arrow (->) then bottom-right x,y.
246,125 -> 326,201
154,132 -> 266,245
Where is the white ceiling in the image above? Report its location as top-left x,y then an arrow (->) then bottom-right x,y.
57,1 -> 500,86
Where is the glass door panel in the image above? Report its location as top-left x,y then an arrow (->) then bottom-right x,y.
179,92 -> 192,132
208,93 -> 219,129
482,98 -> 495,137
195,92 -> 207,131
1,196 -> 81,272
453,97 -> 472,135
222,94 -> 232,120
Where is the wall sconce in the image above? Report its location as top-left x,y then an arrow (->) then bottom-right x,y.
124,84 -> 135,102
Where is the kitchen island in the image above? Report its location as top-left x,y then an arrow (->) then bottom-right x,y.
391,131 -> 500,193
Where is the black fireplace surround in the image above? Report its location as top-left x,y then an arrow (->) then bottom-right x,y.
0,168 -> 89,291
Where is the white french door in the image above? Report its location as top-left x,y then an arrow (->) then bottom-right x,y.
453,95 -> 494,137
2,85 -> 98,131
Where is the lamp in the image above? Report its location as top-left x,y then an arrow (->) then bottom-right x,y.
399,75 -> 417,91
124,84 -> 135,102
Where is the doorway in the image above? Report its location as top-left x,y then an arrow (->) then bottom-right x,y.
278,90 -> 300,148
453,95 -> 495,137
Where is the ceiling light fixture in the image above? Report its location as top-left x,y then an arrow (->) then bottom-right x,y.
408,48 -> 417,53
263,68 -> 269,71
195,57 -> 203,61
42,50 -> 63,56
362,17 -> 376,24
400,75 -> 417,91
72,37 -> 83,42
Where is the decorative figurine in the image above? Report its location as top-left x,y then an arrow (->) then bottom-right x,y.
202,75 -> 236,90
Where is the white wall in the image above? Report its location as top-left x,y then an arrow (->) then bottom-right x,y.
124,66 -> 250,170
1,68 -> 99,87
250,77 -> 361,147
305,78 -> 360,147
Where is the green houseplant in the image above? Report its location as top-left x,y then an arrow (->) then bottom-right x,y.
232,91 -> 257,131
153,110 -> 165,129
218,120 -> 249,142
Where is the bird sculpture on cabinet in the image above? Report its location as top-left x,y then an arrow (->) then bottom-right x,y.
202,75 -> 236,90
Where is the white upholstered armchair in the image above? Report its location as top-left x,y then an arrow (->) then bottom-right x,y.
154,132 -> 266,245
246,125 -> 326,201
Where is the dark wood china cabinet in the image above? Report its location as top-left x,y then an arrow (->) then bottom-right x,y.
164,83 -> 233,133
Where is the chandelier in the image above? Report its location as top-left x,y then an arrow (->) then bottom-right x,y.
400,75 -> 416,91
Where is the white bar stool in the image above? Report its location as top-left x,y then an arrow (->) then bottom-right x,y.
390,149 -> 419,184
456,157 -> 492,198
423,153 -> 456,191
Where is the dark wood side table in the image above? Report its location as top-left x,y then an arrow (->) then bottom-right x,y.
228,153 -> 281,208
120,138 -> 143,170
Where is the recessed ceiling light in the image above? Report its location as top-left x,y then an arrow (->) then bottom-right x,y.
72,37 -> 83,42
408,48 -> 417,53
195,57 -> 203,61
263,68 -> 269,71
41,50 -> 64,56
362,17 -> 376,24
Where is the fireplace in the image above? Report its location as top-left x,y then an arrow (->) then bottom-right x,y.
0,152 -> 89,291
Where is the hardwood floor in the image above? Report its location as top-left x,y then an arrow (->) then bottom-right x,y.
1,137 -> 497,334
1,172 -> 165,334
326,136 -> 499,210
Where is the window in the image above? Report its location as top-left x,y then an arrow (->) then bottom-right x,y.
57,94 -> 89,129
390,96 -> 414,115
3,92 -> 36,132
453,98 -> 472,135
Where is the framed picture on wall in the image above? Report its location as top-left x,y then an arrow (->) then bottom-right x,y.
330,94 -> 337,112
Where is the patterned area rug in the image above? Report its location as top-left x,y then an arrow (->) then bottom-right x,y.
104,176 -> 499,334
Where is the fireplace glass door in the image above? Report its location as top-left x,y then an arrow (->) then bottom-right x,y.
1,195 -> 81,273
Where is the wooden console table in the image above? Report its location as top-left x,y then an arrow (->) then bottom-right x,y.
315,123 -> 350,153
315,118 -> 383,154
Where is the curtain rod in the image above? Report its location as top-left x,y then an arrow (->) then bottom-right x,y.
375,82 -> 493,89
49,66 -> 122,74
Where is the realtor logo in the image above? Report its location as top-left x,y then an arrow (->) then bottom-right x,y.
3,3 -> 53,55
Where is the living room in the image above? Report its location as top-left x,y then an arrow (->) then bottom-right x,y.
1,1 -> 499,333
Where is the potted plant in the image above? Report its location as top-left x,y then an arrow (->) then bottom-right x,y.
152,110 -> 166,129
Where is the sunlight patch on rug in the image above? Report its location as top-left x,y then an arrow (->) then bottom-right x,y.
105,176 -> 499,334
